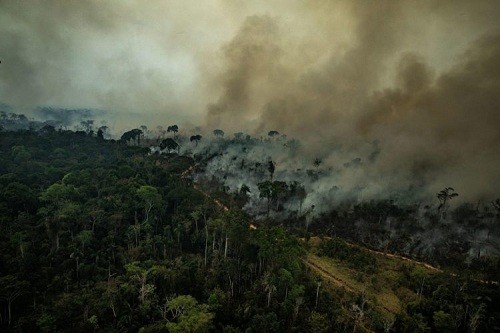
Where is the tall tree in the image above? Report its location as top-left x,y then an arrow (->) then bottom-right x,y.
137,186 -> 162,224
268,160 -> 276,180
437,187 -> 459,217
160,138 -> 180,153
190,135 -> 202,147
0,275 -> 29,326
258,181 -> 273,217
268,130 -> 279,138
167,125 -> 179,138
120,129 -> 143,145
165,295 -> 214,333
213,129 -> 224,138
96,126 -> 108,140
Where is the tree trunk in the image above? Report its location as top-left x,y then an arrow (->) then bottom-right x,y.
147,203 -> 153,223
267,198 -> 270,217
8,299 -> 12,326
76,257 -> 79,279
418,277 -> 426,298
315,282 -> 321,308
135,227 -> 139,248
228,273 -> 234,297
110,302 -> 116,318
224,234 -> 229,258
204,224 -> 208,266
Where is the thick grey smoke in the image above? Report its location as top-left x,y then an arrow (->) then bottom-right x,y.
203,1 -> 500,201
0,0 -> 209,127
1,0 -> 500,200
207,15 -> 282,129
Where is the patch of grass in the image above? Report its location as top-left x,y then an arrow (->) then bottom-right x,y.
305,237 -> 440,316
307,253 -> 402,315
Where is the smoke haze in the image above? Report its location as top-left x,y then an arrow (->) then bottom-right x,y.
1,0 -> 500,200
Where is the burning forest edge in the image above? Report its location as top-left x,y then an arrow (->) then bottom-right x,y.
1,111 -> 500,332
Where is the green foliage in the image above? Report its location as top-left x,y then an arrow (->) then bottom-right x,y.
396,312 -> 431,332
0,129 -> 498,332
307,311 -> 330,332
248,312 -> 280,332
121,128 -> 143,145
318,237 -> 378,273
36,312 -> 56,331
40,183 -> 79,203
165,295 -> 214,333
213,129 -> 224,137
433,310 -> 454,332
160,138 -> 179,152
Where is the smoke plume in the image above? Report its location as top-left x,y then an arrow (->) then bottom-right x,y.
1,0 -> 499,200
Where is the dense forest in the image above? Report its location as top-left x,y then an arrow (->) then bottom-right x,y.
2,0 -> 500,330
0,118 -> 499,332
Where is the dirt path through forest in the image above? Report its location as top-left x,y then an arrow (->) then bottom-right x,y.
302,256 -> 400,315
301,258 -> 355,292
180,163 -> 498,286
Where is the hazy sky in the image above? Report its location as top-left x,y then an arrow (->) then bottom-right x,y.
1,0 -> 500,199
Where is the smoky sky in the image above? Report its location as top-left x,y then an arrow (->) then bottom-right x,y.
1,0 -> 500,200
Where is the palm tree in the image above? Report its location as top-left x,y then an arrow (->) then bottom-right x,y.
437,187 -> 458,217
